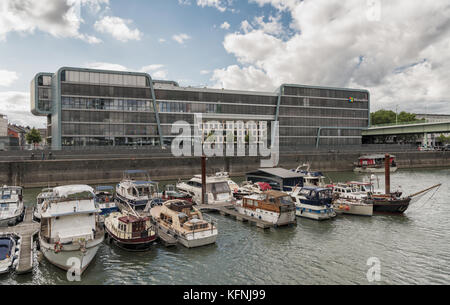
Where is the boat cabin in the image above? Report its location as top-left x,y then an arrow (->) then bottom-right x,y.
245,168 -> 305,191
1,186 -> 22,202
292,187 -> 333,206
159,200 -> 211,231
242,190 -> 295,213
116,215 -> 150,239
357,154 -> 396,167
95,186 -> 114,203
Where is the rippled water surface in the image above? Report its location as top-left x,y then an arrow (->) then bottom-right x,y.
2,168 -> 450,285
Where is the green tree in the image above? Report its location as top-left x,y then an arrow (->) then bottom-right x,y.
437,134 -> 450,144
25,128 -> 42,148
371,109 -> 421,125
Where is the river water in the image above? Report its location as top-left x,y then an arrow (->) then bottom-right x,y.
1,168 -> 449,285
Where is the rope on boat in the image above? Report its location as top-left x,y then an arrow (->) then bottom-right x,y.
409,184 -> 441,210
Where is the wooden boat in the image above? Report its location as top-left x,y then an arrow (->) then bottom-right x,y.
235,190 -> 296,226
151,199 -> 218,248
233,182 -> 272,199
104,211 -> 156,251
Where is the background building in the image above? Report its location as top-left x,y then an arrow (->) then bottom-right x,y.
0,114 -> 7,137
31,67 -> 370,150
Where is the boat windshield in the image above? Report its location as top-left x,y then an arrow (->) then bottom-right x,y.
318,190 -> 332,199
299,189 -> 311,196
208,182 -> 230,194
280,196 -> 293,205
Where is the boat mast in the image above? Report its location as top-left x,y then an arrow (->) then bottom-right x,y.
385,153 -> 390,195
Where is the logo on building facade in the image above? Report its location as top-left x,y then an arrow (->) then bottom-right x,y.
171,114 -> 279,167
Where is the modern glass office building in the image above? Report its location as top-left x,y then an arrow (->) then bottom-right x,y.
31,67 -> 370,150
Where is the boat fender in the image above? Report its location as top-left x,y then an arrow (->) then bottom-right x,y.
345,206 -> 350,211
54,242 -> 63,253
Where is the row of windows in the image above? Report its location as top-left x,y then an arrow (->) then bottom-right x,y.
62,137 -> 161,147
61,123 -> 158,136
38,100 -> 52,112
279,117 -> 368,128
62,70 -> 148,87
61,83 -> 151,99
155,90 -> 277,105
283,86 -> 368,100
279,107 -> 368,119
281,96 -> 368,110
158,101 -> 218,113
62,110 -> 157,124
38,87 -> 52,100
62,97 -> 154,112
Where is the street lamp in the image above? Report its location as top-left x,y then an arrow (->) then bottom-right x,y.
395,105 -> 398,125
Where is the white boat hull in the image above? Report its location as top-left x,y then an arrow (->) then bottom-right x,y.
178,231 -> 218,248
295,205 -> 336,220
334,202 -> 373,216
235,206 -> 296,226
39,236 -> 103,274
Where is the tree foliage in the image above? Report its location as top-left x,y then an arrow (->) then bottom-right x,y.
25,128 -> 42,146
370,110 -> 422,125
437,134 -> 450,144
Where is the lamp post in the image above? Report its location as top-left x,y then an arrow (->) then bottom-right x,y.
395,105 -> 398,125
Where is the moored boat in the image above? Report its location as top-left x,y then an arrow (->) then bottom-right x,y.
151,199 -> 218,248
176,174 -> 233,205
0,233 -> 20,274
104,210 -> 156,251
235,190 -> 296,226
95,186 -> 119,216
115,170 -> 160,214
291,163 -> 328,187
0,186 -> 25,227
33,188 -> 53,222
39,185 -> 104,274
354,154 -> 398,173
290,186 -> 336,220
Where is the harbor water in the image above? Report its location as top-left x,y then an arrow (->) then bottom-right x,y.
1,168 -> 449,285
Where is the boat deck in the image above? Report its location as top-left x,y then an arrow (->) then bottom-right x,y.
0,207 -> 40,274
197,204 -> 273,229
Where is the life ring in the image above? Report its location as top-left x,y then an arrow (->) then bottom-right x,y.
54,242 -> 63,253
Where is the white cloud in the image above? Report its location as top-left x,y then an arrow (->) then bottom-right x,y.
0,0 -> 106,43
0,70 -> 19,87
172,33 -> 191,44
0,91 -> 45,128
212,0 -> 450,113
84,62 -> 169,79
196,0 -> 228,12
200,70 -> 211,75
84,62 -> 128,71
159,38 -> 166,43
220,21 -> 230,30
94,16 -> 142,42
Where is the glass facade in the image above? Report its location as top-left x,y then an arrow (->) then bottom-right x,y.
31,68 -> 370,149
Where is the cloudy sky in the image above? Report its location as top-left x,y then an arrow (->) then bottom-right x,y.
0,0 -> 449,128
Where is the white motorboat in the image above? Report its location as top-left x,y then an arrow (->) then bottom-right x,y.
33,188 -> 54,222
39,185 -> 104,274
332,184 -> 373,216
176,174 -> 233,205
115,170 -> 160,214
0,233 -> 20,274
290,186 -> 336,220
235,190 -> 296,226
151,199 -> 218,248
0,186 -> 25,227
291,163 -> 328,187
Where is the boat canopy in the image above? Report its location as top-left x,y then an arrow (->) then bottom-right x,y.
300,186 -> 330,192
0,238 -> 13,260
53,185 -> 95,198
133,181 -> 157,186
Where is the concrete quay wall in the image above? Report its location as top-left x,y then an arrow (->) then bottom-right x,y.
1,151 -> 449,188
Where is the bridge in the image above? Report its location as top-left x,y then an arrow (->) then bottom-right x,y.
363,121 -> 450,136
